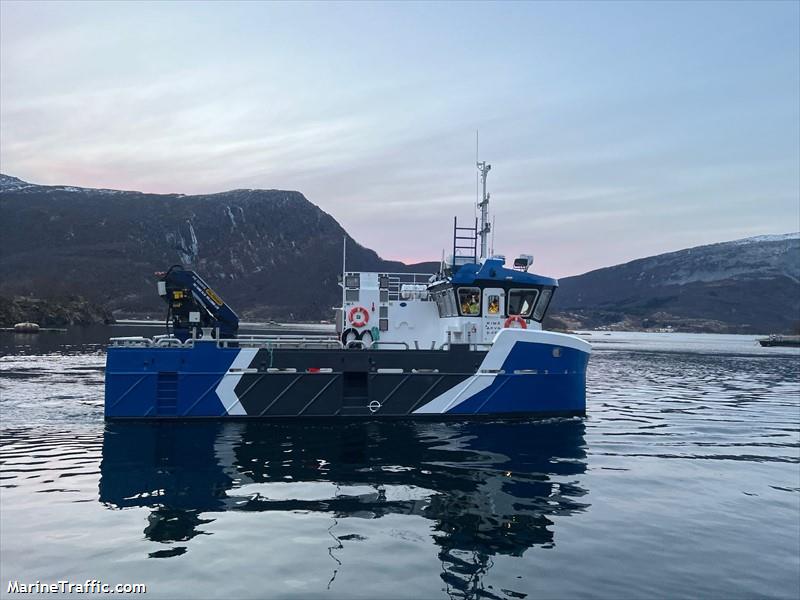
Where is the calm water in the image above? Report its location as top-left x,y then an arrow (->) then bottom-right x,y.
1,328 -> 798,599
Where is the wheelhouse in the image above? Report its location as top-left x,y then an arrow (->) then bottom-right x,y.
428,258 -> 557,323
336,159 -> 562,349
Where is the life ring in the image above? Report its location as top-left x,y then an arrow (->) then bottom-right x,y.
504,315 -> 527,329
348,306 -> 370,328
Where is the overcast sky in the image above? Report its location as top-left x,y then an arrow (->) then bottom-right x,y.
1,1 -> 798,276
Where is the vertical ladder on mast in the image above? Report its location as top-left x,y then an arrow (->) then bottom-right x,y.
452,217 -> 478,270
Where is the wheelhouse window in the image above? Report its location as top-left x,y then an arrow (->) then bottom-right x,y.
458,287 -> 481,316
532,288 -> 553,321
433,286 -> 458,318
487,294 -> 501,315
508,288 -> 539,317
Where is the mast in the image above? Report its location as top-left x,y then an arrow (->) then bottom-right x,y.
341,236 -> 346,309
477,159 -> 491,260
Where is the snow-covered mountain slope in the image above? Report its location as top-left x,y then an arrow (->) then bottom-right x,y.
552,233 -> 800,333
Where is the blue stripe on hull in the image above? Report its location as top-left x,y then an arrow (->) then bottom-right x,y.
445,372 -> 586,415
447,342 -> 589,415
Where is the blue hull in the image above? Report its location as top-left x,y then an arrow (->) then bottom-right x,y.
105,331 -> 590,419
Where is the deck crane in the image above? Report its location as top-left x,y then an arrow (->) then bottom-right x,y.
156,265 -> 239,341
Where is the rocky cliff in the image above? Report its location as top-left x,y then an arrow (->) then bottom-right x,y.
0,174 -> 436,321
0,295 -> 114,327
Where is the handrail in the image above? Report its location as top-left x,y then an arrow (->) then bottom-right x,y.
109,336 -> 199,349
109,335 -> 494,353
217,336 -> 343,350
156,338 -> 194,348
371,341 -> 410,350
438,342 -> 493,352
373,272 -> 436,301
109,337 -> 154,347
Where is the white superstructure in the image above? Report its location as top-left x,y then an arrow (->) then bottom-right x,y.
335,159 -> 555,350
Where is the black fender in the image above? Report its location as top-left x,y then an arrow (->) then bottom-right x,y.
341,328 -> 361,348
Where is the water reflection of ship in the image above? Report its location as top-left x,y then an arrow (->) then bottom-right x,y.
99,420 -> 588,594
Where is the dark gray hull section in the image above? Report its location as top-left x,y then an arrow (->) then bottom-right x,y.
235,347 -> 486,417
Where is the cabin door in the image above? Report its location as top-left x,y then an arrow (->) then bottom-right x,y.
482,288 -> 505,342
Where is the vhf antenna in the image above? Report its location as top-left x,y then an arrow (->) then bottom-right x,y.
477,152 -> 491,260
475,130 -> 479,221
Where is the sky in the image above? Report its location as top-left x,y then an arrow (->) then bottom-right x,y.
1,0 -> 798,277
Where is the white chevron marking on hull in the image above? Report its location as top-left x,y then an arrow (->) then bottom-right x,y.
215,349 -> 258,416
413,373 -> 496,414
414,329 -> 590,415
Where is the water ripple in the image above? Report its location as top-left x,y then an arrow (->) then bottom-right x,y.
1,331 -> 798,599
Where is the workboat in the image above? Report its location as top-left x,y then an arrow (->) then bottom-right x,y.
757,335 -> 800,347
105,161 -> 591,419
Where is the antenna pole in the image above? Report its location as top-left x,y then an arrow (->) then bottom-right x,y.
477,158 -> 491,260
342,236 -> 347,309
475,130 -> 479,219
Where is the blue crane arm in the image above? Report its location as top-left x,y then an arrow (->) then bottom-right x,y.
157,265 -> 239,341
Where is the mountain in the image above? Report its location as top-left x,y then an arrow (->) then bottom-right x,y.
0,174 -> 437,320
548,233 -> 800,334
2,173 -> 797,333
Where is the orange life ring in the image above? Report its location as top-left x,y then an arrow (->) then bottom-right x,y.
348,306 -> 370,328
504,315 -> 527,329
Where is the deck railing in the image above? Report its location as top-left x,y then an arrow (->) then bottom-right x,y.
383,272 -> 435,301
109,335 -> 493,353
